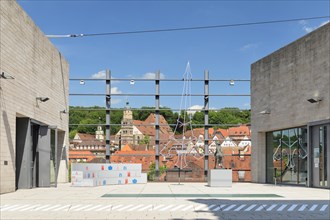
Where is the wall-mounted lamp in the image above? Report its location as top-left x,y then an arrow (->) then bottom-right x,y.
36,97 -> 50,102
260,110 -> 271,115
307,97 -> 322,103
1,72 -> 15,79
229,80 -> 235,86
80,80 -> 85,85
60,110 -> 67,114
130,80 -> 135,85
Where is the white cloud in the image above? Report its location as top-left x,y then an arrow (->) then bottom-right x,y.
299,20 -> 329,33
111,87 -> 122,94
240,43 -> 259,51
90,70 -> 118,84
91,70 -> 106,79
187,105 -> 204,115
142,72 -> 165,79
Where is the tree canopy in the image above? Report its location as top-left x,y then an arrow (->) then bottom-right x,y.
69,106 -> 250,139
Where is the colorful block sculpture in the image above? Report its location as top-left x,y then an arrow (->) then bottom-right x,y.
71,163 -> 147,187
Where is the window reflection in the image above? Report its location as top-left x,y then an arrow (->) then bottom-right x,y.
324,126 -> 328,187
266,127 -> 307,185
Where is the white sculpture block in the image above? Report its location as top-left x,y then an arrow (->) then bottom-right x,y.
208,169 -> 232,187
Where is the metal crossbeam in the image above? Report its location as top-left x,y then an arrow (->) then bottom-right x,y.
69,93 -> 250,96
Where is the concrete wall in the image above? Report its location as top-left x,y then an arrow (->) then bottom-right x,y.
0,1 -> 69,193
251,23 -> 330,183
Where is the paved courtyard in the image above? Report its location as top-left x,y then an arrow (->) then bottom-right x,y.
1,182 -> 329,220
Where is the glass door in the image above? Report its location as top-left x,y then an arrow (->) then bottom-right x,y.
312,124 -> 329,188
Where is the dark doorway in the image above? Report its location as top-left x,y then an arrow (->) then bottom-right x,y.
16,118 -> 52,189
16,118 -> 31,189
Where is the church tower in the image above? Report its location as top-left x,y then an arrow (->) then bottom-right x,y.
121,101 -> 133,144
95,125 -> 104,141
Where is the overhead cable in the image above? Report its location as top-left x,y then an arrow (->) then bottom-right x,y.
46,15 -> 329,38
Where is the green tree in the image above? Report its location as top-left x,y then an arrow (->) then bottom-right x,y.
69,106 -> 123,135
69,106 -> 250,136
192,111 -> 204,126
147,163 -> 167,181
140,135 -> 150,145
69,130 -> 77,140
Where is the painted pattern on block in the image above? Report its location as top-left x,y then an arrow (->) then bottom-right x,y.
71,163 -> 147,186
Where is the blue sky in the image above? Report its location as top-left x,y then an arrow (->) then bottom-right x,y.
18,0 -> 329,110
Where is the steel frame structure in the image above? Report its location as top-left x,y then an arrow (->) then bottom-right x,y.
69,69 -> 250,180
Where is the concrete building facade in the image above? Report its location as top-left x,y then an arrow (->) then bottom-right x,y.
251,23 -> 330,188
0,1 -> 69,193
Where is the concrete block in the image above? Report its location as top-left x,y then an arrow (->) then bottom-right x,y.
208,169 -> 232,187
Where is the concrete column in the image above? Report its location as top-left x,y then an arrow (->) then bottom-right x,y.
251,131 -> 266,183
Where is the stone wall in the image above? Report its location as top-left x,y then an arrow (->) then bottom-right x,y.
251,23 -> 330,183
0,1 -> 69,193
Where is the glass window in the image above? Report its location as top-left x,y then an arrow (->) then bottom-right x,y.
324,126 -> 328,187
298,128 -> 308,185
266,126 -> 307,185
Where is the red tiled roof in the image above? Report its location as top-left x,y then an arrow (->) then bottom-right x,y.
228,125 -> 250,136
131,114 -> 173,145
114,150 -> 155,155
134,114 -> 173,136
69,150 -> 94,156
216,128 -> 229,138
69,150 -> 96,162
76,133 -> 95,141
111,149 -> 155,171
121,144 -> 133,152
